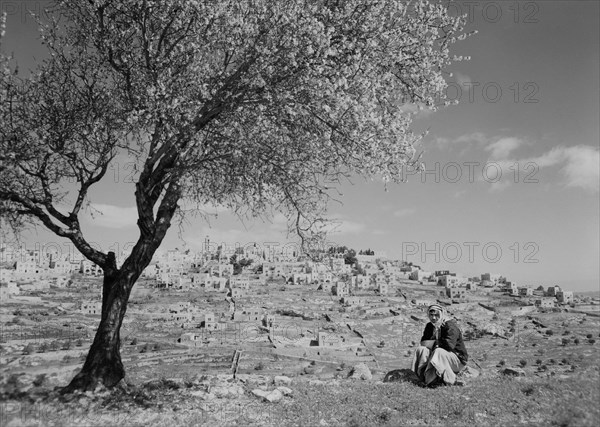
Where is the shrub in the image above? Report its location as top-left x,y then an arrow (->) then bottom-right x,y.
499,359 -> 506,366
586,334 -> 593,339
536,359 -> 542,365
254,361 -> 265,371
545,330 -> 554,336
33,374 -> 46,387
574,338 -> 580,345
549,358 -> 556,364
519,359 -> 527,367
131,338 -> 138,346
589,339 -> 596,344
561,338 -> 570,346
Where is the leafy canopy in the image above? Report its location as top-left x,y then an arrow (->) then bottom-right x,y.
0,0 -> 469,261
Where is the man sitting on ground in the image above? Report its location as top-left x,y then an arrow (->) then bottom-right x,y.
412,304 -> 468,386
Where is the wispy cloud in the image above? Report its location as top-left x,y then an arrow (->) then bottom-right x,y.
393,208 -> 416,217
486,137 -> 525,159
487,144 -> 599,193
540,145 -> 599,192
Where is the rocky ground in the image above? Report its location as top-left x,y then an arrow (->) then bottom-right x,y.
1,360 -> 599,426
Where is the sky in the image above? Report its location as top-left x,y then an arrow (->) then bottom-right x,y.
2,1 -> 599,292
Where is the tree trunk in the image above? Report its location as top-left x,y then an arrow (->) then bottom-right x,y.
62,253 -> 140,393
62,182 -> 180,393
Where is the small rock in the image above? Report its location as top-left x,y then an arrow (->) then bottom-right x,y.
461,366 -> 480,378
252,389 -> 270,399
273,375 -> 292,386
350,363 -> 372,380
265,389 -> 283,403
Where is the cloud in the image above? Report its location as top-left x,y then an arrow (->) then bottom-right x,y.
486,137 -> 525,159
521,145 -> 599,191
85,204 -> 138,229
557,146 -> 599,192
393,208 -> 416,217
488,145 -> 599,193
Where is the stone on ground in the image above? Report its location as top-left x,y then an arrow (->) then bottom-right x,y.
350,363 -> 372,380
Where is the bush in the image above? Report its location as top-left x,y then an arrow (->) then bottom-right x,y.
561,338 -> 570,346
586,334 -> 593,339
33,374 -> 47,387
254,361 -> 265,371
589,339 -> 596,344
545,330 -> 554,336
536,359 -> 542,365
499,359 -> 506,366
574,338 -> 580,345
519,359 -> 527,367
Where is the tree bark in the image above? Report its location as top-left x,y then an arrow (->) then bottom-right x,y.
62,252 -> 142,393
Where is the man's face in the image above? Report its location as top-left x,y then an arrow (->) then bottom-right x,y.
428,309 -> 441,322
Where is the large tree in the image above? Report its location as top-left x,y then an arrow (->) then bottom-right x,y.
0,0 -> 469,391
